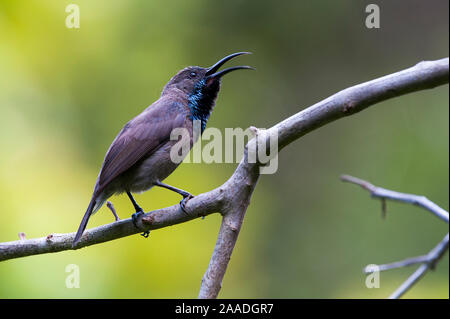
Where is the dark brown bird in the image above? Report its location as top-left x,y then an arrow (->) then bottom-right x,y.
72,52 -> 253,247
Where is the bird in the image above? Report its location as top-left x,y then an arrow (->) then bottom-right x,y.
72,52 -> 253,247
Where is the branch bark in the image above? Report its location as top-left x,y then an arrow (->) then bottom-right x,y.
0,57 -> 448,299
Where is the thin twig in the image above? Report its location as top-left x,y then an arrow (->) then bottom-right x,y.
364,255 -> 429,273
107,201 -> 121,221
341,175 -> 449,223
389,233 -> 449,299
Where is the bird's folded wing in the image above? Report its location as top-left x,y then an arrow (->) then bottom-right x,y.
94,100 -> 187,195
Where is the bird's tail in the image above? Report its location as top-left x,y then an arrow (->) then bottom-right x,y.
72,197 -> 97,248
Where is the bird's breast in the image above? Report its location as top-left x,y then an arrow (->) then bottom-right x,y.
124,140 -> 182,193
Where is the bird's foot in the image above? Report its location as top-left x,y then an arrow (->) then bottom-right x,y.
140,230 -> 150,238
131,210 -> 143,228
180,194 -> 194,215
131,210 -> 150,238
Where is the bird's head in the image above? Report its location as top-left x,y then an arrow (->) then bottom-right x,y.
162,52 -> 253,120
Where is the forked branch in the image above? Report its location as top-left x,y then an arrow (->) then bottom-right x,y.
342,175 -> 449,299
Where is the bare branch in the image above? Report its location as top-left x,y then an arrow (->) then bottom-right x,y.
0,58 -> 448,299
364,255 -> 430,273
0,188 -> 225,262
342,175 -> 449,299
272,58 -> 449,151
341,174 -> 449,223
389,233 -> 449,299
198,151 -> 260,299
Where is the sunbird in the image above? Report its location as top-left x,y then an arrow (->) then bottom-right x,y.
73,52 -> 253,247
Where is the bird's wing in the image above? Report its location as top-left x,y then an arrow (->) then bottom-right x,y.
94,99 -> 187,195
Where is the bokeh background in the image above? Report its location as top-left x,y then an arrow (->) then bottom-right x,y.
0,0 -> 448,298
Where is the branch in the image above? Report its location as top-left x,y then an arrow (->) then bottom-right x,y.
0,189 -> 225,261
0,58 -> 448,299
389,233 -> 449,299
198,156 -> 260,299
342,175 -> 449,299
341,175 -> 449,223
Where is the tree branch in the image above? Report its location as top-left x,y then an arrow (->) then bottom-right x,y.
342,175 -> 449,299
389,233 -> 449,299
0,58 -> 448,299
198,153 -> 260,298
341,174 -> 449,223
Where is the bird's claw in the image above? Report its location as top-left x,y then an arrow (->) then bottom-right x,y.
131,210 -> 150,238
131,210 -> 143,228
180,194 -> 194,215
140,230 -> 150,238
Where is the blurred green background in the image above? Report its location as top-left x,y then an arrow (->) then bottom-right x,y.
0,0 -> 448,298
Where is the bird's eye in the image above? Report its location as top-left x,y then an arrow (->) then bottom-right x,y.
190,72 -> 197,78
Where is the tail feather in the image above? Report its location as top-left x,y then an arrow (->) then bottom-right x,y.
72,198 -> 96,248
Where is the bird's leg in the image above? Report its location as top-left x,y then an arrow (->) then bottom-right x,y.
154,181 -> 194,214
127,191 -> 150,238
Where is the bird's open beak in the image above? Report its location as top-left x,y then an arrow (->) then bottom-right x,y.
205,52 -> 254,79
